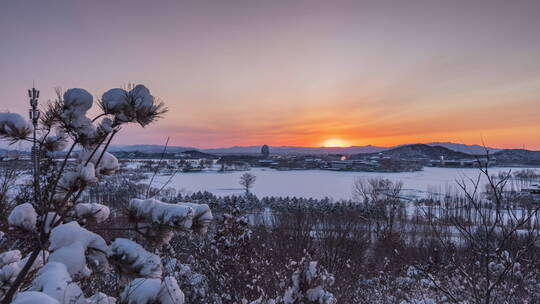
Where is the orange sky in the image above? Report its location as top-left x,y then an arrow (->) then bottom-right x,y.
1,0 -> 539,149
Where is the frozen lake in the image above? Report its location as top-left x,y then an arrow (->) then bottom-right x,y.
148,167 -> 532,200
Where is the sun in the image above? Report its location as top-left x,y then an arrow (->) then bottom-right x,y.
321,138 -> 350,148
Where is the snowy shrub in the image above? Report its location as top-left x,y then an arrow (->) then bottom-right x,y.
0,83 -> 171,303
283,253 -> 336,304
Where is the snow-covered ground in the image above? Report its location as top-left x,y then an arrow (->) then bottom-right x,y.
147,166 -> 533,200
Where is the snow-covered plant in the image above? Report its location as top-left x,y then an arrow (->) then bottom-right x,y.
7,203 -> 37,231
188,206 -> 274,303
282,252 -> 336,304
127,198 -> 212,244
0,84 -> 176,304
108,238 -> 162,280
73,203 -> 110,224
0,250 -> 48,299
48,221 -> 109,280
120,276 -> 184,304
0,113 -> 32,144
100,84 -> 167,127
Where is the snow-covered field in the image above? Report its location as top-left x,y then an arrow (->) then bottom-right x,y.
148,166 -> 532,200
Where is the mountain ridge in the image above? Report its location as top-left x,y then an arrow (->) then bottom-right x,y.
106,142 -> 511,155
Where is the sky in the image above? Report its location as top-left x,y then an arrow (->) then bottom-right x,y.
1,0 -> 539,149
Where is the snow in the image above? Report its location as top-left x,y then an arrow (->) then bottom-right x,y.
79,163 -> 98,183
180,203 -> 213,233
120,278 -> 161,304
108,238 -> 162,279
74,203 -> 110,223
101,85 -> 155,124
48,221 -> 109,279
128,198 -> 194,229
148,166 -> 535,200
120,277 -> 184,304
102,88 -> 129,118
57,171 -> 81,193
88,292 -> 117,304
62,88 -> 93,118
157,276 -> 185,304
98,117 -> 113,133
131,85 -> 154,110
61,89 -> 97,140
78,149 -> 119,175
0,250 -> 21,268
0,112 -> 32,138
11,291 -> 60,304
29,262 -> 85,304
43,132 -> 68,152
0,250 -> 48,287
8,203 -> 37,231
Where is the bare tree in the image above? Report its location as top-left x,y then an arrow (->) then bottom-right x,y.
352,177 -> 404,237
412,155 -> 540,304
240,172 -> 256,195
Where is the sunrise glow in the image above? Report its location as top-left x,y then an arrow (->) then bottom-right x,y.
321,139 -> 350,148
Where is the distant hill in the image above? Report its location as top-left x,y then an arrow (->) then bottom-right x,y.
180,150 -> 219,159
424,142 -> 500,155
201,145 -> 387,155
354,144 -> 473,160
108,145 -> 196,153
492,149 -> 540,164
107,143 -> 537,163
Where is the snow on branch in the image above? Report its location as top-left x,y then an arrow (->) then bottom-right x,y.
60,88 -> 98,143
101,84 -> 166,127
128,199 -> 194,229
8,203 -> 38,231
77,149 -> 119,176
28,262 -> 85,304
108,238 -> 162,279
48,222 -> 109,280
0,251 -> 48,298
283,255 -> 337,304
120,276 -> 184,304
0,113 -> 32,142
74,203 -> 110,224
11,291 -> 60,304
